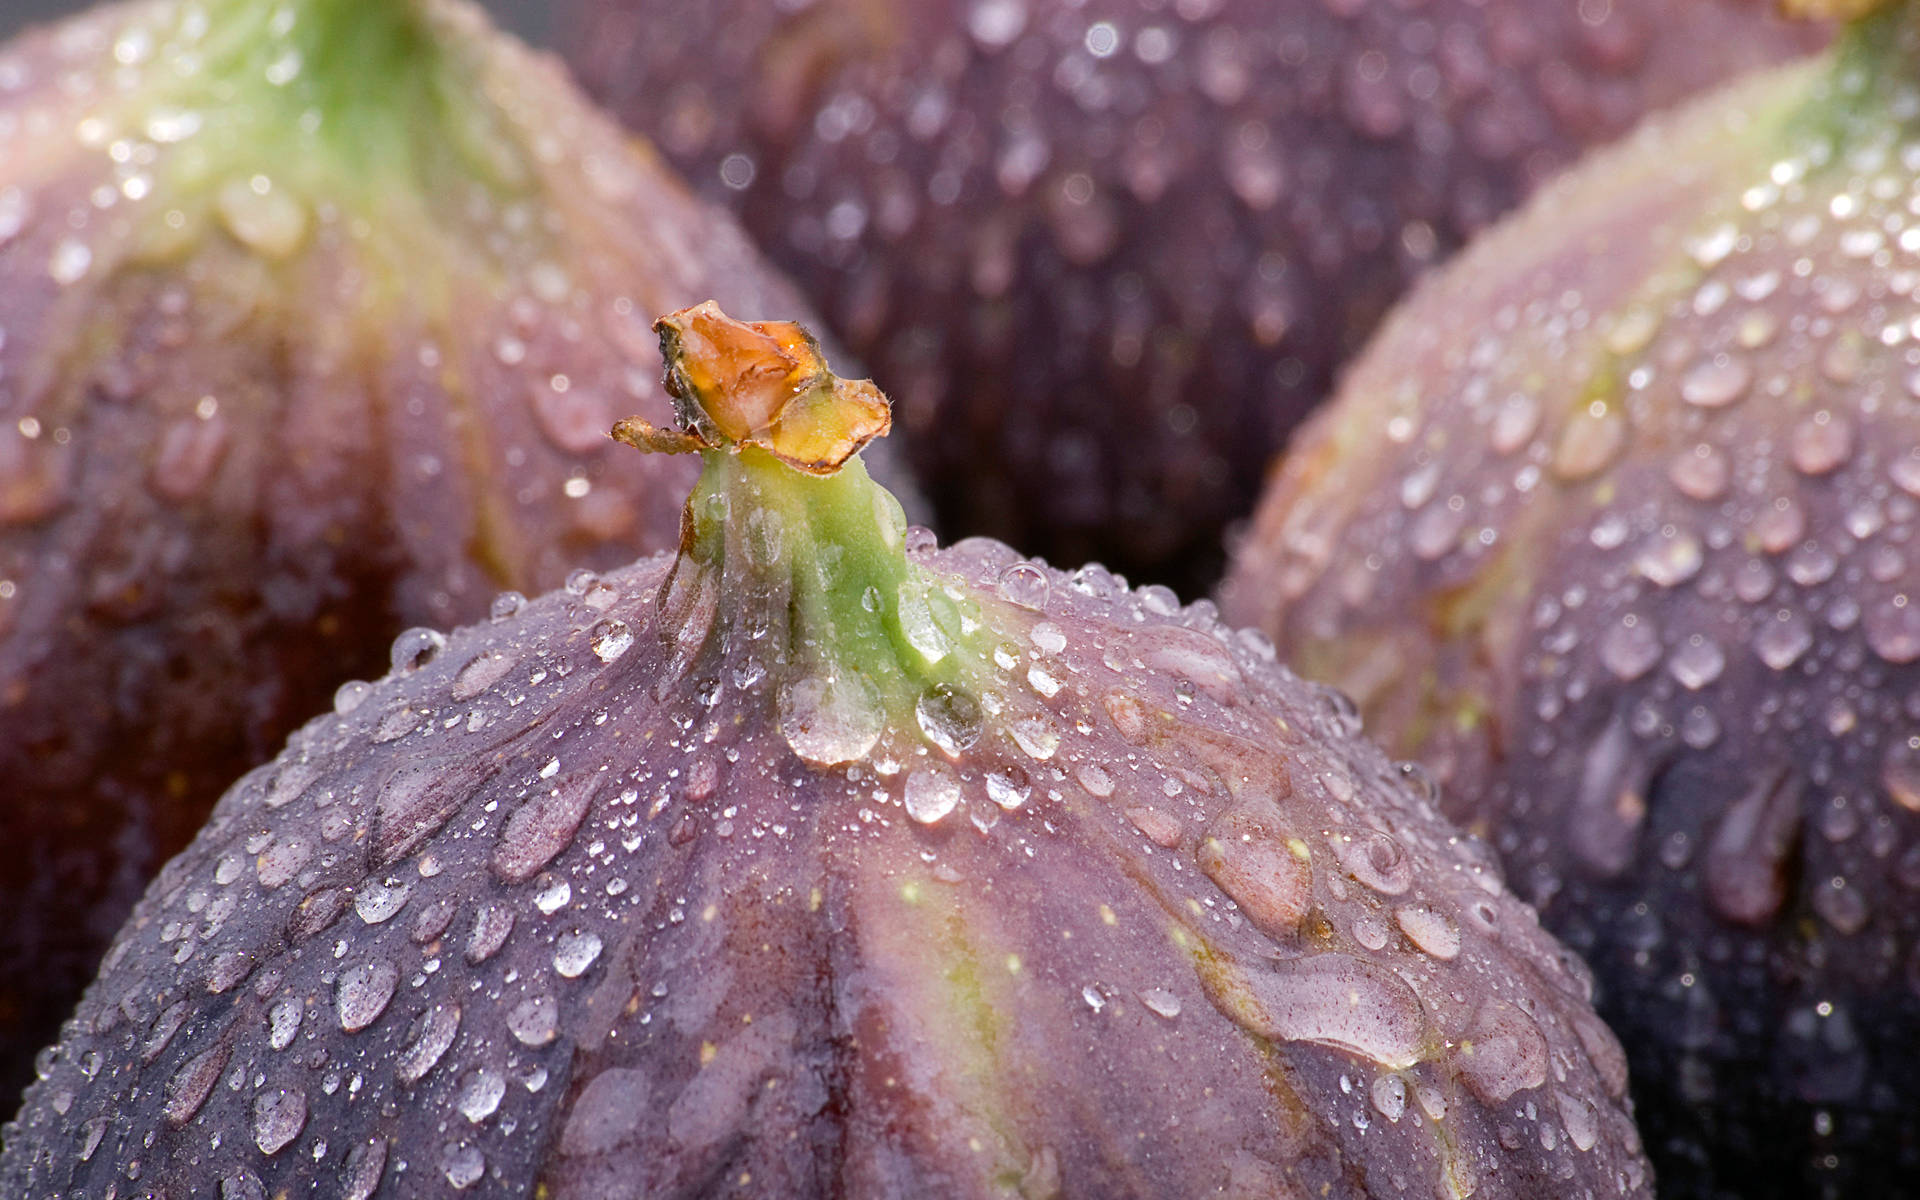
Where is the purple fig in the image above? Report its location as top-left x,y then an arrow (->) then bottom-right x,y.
568,0 -> 1824,593
1223,4 -> 1920,1194
2,305 -> 1646,1198
0,0 -> 886,1107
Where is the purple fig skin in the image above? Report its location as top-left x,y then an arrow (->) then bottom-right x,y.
0,311 -> 1647,1198
1223,10 -> 1920,1197
0,0 -> 894,1111
567,0 -> 1825,594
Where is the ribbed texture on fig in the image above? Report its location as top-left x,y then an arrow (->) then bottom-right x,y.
568,0 -> 1824,593
1,418 -> 1645,1195
1224,11 -> 1920,1196
0,0 -> 865,1107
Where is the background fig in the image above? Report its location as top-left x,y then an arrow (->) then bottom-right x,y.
0,0 -> 874,1109
2,308 -> 1649,1198
569,0 -> 1825,592
1223,7 -> 1920,1195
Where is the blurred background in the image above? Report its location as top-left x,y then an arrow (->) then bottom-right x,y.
2,0 -> 556,44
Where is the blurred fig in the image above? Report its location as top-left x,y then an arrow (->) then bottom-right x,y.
1223,4 -> 1920,1194
0,0 -> 881,1107
570,0 -> 1825,593
1,306 -> 1648,1199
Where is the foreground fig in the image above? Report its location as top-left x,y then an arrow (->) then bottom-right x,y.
570,0 -> 1824,592
1224,4 -> 1920,1195
1,305 -> 1648,1198
0,0 -> 870,1103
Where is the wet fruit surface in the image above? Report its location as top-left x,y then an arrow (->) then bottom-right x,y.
0,0 -> 857,1109
1224,11 -> 1920,1196
0,307 -> 1648,1198
570,0 -> 1824,593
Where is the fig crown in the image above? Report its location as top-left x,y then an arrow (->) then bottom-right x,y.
615,301 -> 892,474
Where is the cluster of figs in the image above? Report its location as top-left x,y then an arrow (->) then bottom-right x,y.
0,0 -> 1917,1196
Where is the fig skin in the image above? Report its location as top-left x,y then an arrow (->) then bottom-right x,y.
0,0 -> 878,1110
0,307 -> 1649,1198
1223,9 -> 1920,1196
568,0 -> 1825,593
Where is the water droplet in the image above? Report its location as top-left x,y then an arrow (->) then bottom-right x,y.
489,591 -> 526,621
780,669 -> 885,765
1198,811 -> 1312,938
1556,1090 -> 1600,1152
986,770 -> 1031,811
1754,611 -> 1813,670
915,684 -> 983,756
442,1142 -> 485,1189
466,903 -> 515,964
451,650 -> 516,702
335,960 -> 399,1033
457,1068 -> 507,1123
905,766 -> 962,825
494,773 -> 602,884
355,879 -> 411,925
343,1137 -> 389,1200
1668,636 -> 1726,690
1456,1000 -> 1549,1104
1327,828 -> 1413,895
396,1002 -> 461,1085
590,618 -> 634,663
508,993 -> 559,1046
333,681 -> 372,715
1704,767 -> 1801,925
1139,988 -> 1183,1019
1552,404 -> 1627,481
389,627 -> 446,674
163,1043 -> 230,1126
553,930 -> 604,978
1635,531 -> 1703,588
1371,1074 -> 1407,1122
967,0 -> 1028,47
1008,714 -> 1061,760
1599,616 -> 1662,681
1680,356 -> 1751,407
1203,952 -> 1430,1070
217,175 -> 309,258
1394,904 -> 1461,960
48,238 -> 91,284
535,874 -> 573,915
252,1086 -> 308,1155
267,996 -> 302,1050
996,562 -> 1050,609
1791,412 -> 1853,475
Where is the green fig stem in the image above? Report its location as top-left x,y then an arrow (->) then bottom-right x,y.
622,305 -> 981,763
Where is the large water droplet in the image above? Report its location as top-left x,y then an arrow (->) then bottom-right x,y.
996,562 -> 1050,609
1704,767 -> 1802,926
252,1086 -> 307,1155
396,1002 -> 461,1085
904,766 -> 962,825
335,960 -> 399,1033
1203,952 -> 1431,1070
163,1043 -> 230,1126
915,683 -> 983,756
494,773 -> 602,884
553,930 -> 604,978
1198,811 -> 1311,938
457,1068 -> 507,1123
590,618 -> 634,663
780,670 -> 884,765
1456,1000 -> 1549,1104
508,993 -> 559,1046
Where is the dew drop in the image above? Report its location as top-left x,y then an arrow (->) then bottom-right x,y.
1198,812 -> 1311,938
915,683 -> 983,756
442,1142 -> 485,1189
466,902 -> 515,964
396,1002 -> 461,1085
1204,952 -> 1430,1070
1680,356 -> 1751,407
590,618 -> 634,663
780,670 -> 885,765
389,627 -> 446,674
1394,904 -> 1461,960
508,993 -> 559,1046
553,930 -> 604,978
355,878 -> 411,925
452,649 -> 518,701
494,773 -> 602,884
1456,1000 -> 1549,1104
163,1043 -> 230,1126
905,766 -> 962,825
335,960 -> 399,1033
252,1086 -> 307,1155
996,562 -> 1050,609
457,1068 -> 506,1123
1009,714 -> 1061,760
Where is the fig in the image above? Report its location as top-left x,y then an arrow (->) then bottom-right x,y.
569,0 -> 1824,593
0,305 -> 1649,1199
1222,4 -> 1920,1194
0,0 -> 877,1108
